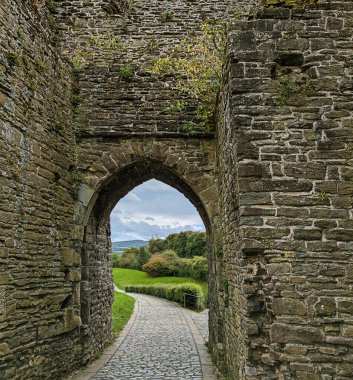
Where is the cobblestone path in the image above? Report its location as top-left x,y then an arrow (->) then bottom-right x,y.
90,293 -> 216,380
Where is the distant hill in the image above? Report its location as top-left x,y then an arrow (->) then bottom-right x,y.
112,240 -> 147,254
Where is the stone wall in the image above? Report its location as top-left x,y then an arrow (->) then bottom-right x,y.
0,1 -> 81,379
1,0 -> 353,379
54,0 -> 244,136
216,1 -> 353,378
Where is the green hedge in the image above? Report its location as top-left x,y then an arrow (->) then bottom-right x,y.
126,283 -> 205,310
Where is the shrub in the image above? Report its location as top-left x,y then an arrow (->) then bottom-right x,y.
142,256 -> 171,277
112,253 -> 120,268
126,283 -> 205,309
177,258 -> 193,278
142,250 -> 180,277
191,256 -> 208,281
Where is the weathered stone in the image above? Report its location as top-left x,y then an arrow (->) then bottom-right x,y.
62,249 -> 80,267
2,1 -> 353,379
338,300 -> 353,315
0,344 -> 10,357
293,229 -> 322,241
267,263 -> 291,275
284,345 -> 307,355
342,326 -> 353,338
295,372 -> 319,380
271,323 -> 325,344
315,298 -> 336,317
275,52 -> 304,67
272,298 -> 307,316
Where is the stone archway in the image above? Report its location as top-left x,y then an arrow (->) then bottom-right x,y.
74,137 -> 220,361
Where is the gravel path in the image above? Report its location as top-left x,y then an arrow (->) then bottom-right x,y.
69,292 -> 216,380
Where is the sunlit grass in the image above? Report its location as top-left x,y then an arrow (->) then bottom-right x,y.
112,291 -> 135,334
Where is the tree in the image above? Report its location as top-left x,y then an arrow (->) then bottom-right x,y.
115,247 -> 150,270
147,237 -> 166,254
165,231 -> 207,258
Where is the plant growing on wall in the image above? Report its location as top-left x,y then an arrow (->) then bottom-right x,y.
277,73 -> 313,106
64,31 -> 126,71
118,64 -> 134,80
148,20 -> 229,130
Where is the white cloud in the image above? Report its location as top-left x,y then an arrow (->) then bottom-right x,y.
123,192 -> 141,203
110,179 -> 205,241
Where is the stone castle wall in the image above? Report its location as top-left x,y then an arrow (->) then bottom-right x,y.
0,1 -> 81,379
217,1 -> 353,378
1,0 -> 353,379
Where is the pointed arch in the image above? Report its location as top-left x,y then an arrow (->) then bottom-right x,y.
79,155 -> 218,359
92,159 -> 211,234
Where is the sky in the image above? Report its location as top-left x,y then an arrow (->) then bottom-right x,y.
110,179 -> 205,242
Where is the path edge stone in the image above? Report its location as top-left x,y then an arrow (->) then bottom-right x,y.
182,309 -> 217,380
65,293 -> 139,380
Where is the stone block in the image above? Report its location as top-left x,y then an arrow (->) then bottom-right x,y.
326,229 -> 353,242
315,298 -> 336,317
272,298 -> 307,316
293,229 -> 322,241
0,343 -> 10,356
238,163 -> 264,178
284,163 -> 326,180
338,300 -> 353,315
233,31 -> 256,52
295,372 -> 319,380
78,184 -> 95,207
284,344 -> 307,355
239,193 -> 272,205
342,326 -> 353,337
256,7 -> 291,19
62,249 -> 80,266
65,270 -> 81,282
275,52 -> 304,66
277,38 -> 309,51
0,273 -> 9,285
267,263 -> 291,275
271,323 -> 325,344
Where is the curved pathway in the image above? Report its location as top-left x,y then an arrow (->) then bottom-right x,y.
70,293 -> 216,380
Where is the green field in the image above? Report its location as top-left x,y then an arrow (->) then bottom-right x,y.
112,268 -> 208,295
112,291 -> 136,334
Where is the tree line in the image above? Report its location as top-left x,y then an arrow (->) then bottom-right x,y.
113,231 -> 208,281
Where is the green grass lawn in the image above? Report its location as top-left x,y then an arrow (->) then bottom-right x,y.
112,268 -> 208,295
112,291 -> 136,334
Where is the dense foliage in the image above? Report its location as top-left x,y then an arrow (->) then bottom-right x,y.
142,252 -> 208,280
164,231 -> 207,258
113,246 -> 150,269
126,283 -> 205,309
113,231 -> 208,282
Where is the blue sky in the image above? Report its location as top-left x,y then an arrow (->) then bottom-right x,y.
110,179 -> 205,242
